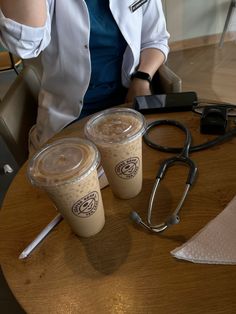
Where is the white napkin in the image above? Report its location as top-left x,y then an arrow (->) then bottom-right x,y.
171,195 -> 236,264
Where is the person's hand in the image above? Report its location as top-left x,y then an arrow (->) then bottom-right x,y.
125,78 -> 151,103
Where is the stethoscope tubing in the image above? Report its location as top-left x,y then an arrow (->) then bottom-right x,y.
144,120 -> 236,154
132,117 -> 236,233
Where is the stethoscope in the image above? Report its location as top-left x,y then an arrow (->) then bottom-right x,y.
131,120 -> 198,233
131,116 -> 236,233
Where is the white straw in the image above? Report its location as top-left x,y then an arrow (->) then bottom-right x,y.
19,213 -> 63,259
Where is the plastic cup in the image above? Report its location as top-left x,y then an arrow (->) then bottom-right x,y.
85,108 -> 146,199
27,137 -> 105,237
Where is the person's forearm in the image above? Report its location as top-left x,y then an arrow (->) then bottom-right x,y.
137,48 -> 165,78
126,48 -> 165,103
0,0 -> 47,27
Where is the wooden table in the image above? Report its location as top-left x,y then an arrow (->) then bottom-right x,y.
1,110 -> 236,314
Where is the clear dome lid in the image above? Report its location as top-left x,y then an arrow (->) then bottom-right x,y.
85,108 -> 146,145
27,137 -> 100,187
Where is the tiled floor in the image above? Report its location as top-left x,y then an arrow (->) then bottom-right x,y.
0,69 -> 26,314
0,269 -> 25,314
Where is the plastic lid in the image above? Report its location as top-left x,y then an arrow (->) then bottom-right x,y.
85,108 -> 146,144
27,137 -> 100,187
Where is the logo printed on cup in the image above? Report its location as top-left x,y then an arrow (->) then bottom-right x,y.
115,157 -> 140,179
72,191 -> 99,218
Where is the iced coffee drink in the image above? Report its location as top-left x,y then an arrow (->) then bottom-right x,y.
27,138 -> 105,237
85,108 -> 146,199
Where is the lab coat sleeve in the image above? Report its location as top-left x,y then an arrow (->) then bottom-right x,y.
0,1 -> 52,59
141,0 -> 170,61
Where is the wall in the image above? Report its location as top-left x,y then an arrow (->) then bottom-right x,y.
162,0 -> 236,42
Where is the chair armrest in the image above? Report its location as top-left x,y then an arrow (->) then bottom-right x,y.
152,64 -> 182,94
0,65 -> 41,165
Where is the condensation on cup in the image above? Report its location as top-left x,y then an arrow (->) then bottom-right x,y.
85,108 -> 146,199
27,137 -> 105,237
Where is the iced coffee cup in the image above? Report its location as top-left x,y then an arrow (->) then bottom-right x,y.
85,108 -> 146,199
27,137 -> 105,237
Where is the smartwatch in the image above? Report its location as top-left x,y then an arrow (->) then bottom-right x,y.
131,71 -> 152,84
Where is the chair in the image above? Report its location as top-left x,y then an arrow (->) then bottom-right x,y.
0,61 -> 41,207
0,63 -> 41,167
153,63 -> 182,93
0,50 -> 22,75
219,0 -> 236,47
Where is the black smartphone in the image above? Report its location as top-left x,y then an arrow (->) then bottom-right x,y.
134,91 -> 198,114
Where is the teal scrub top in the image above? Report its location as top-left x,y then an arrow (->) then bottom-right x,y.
82,0 -> 127,116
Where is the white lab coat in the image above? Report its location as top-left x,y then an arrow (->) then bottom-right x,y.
0,0 -> 169,149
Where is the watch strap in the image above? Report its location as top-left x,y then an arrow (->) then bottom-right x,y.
131,71 -> 152,84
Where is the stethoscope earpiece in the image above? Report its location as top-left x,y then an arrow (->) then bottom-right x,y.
166,214 -> 180,226
130,211 -> 151,231
130,211 -> 141,223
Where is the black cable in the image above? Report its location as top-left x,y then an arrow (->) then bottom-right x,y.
144,119 -> 236,154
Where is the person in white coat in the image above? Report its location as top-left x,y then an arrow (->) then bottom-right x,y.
0,0 -> 169,150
